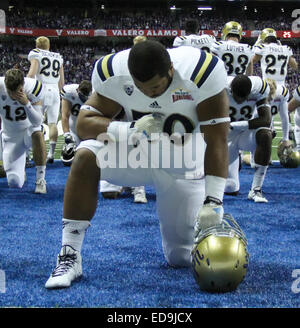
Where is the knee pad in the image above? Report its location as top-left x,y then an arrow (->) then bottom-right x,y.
7,173 -> 24,188
164,246 -> 192,267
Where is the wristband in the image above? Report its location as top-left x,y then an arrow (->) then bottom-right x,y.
107,121 -> 135,142
230,121 -> 249,131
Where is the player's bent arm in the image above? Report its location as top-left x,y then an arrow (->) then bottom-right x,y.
197,89 -> 230,180
76,91 -> 122,140
26,100 -> 44,126
251,54 -> 262,65
288,56 -> 298,71
288,97 -> 300,113
27,59 -> 39,78
61,99 -> 72,133
58,65 -> 65,92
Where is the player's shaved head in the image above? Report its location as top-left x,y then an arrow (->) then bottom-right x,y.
231,74 -> 252,98
128,40 -> 171,82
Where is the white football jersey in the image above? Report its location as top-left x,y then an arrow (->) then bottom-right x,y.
254,43 -> 293,84
0,77 -> 44,134
60,84 -> 83,134
292,85 -> 300,103
212,40 -> 254,76
226,76 -> 270,122
91,46 -> 227,178
28,48 -> 63,85
173,34 -> 216,53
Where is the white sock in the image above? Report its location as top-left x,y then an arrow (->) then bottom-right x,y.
48,141 -> 56,157
62,218 -> 90,252
36,165 -> 46,180
251,164 -> 268,191
294,127 -> 300,151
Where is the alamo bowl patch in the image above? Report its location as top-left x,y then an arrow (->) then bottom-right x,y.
124,84 -> 134,96
172,88 -> 194,102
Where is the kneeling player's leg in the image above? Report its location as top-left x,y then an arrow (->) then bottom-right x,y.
294,108 -> 300,151
30,129 -> 47,192
2,133 -> 26,188
45,146 -> 100,288
154,171 -> 204,267
225,140 -> 240,194
251,128 -> 272,190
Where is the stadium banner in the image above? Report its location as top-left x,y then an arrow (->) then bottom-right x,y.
5,27 -> 94,37
4,27 -> 300,38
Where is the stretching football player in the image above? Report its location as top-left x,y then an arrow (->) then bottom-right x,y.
288,85 -> 300,152
211,21 -> 253,76
173,19 -> 216,53
45,41 -> 248,292
27,36 -> 64,164
0,69 -> 47,193
225,75 -> 272,202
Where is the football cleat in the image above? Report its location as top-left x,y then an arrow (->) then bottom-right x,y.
277,140 -> 300,168
133,186 -> 147,203
192,213 -> 249,293
45,245 -> 82,289
222,21 -> 242,40
0,165 -> 6,178
260,28 -> 277,43
35,178 -> 47,194
101,191 -> 121,199
47,155 -> 54,164
248,188 -> 268,203
61,142 -> 76,167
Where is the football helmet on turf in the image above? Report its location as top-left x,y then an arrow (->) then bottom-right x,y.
61,142 -> 77,166
277,140 -> 300,168
260,28 -> 277,43
222,21 -> 243,40
192,213 -> 249,293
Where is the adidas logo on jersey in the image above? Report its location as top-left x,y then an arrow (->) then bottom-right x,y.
149,101 -> 161,109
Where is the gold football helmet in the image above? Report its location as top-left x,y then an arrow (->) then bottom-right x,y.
260,28 -> 277,43
277,140 -> 300,168
222,21 -> 243,40
192,214 -> 249,293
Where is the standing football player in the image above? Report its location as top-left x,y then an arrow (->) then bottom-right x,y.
45,41 -> 235,290
225,75 -> 272,202
0,68 -> 47,193
211,21 -> 254,76
173,19 -> 216,53
250,28 -> 298,86
27,36 -> 64,164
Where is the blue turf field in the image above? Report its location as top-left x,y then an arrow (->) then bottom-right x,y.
0,161 -> 299,308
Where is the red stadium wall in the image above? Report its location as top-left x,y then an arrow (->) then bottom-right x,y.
3,27 -> 300,38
